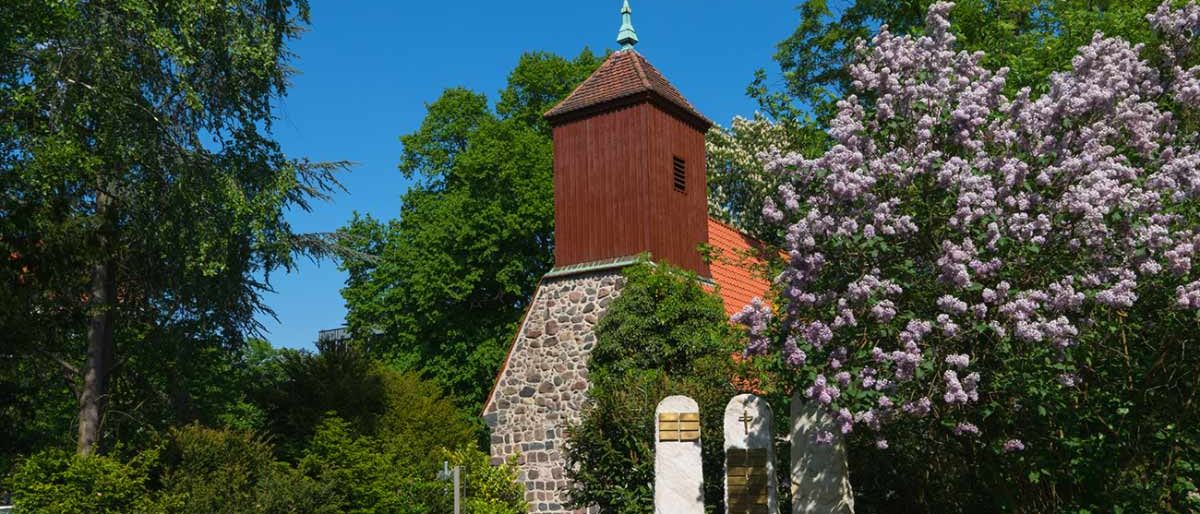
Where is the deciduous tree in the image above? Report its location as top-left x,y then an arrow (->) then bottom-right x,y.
339,50 -> 601,411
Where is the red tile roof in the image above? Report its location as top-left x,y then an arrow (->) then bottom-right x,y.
544,50 -> 712,128
706,217 -> 772,317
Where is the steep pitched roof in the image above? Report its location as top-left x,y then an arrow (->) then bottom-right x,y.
544,50 -> 712,128
705,217 -> 773,317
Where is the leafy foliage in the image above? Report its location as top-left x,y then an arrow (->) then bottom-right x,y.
299,417 -> 523,514
739,2 -> 1200,511
258,340 -> 389,459
706,114 -> 820,243
339,50 -> 602,411
0,0 -> 347,454
590,262 -> 739,377
154,425 -> 337,514
11,367 -> 520,513
565,263 -> 741,513
763,0 -> 1164,123
11,448 -> 157,513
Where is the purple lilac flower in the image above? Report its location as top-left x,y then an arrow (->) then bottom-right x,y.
954,422 -> 981,436
806,375 -> 841,405
871,300 -> 897,322
814,431 -> 835,445
803,321 -> 834,349
782,337 -> 807,367
902,397 -> 932,417
740,0 -> 1200,446
837,408 -> 855,434
937,295 -> 969,314
945,353 -> 970,369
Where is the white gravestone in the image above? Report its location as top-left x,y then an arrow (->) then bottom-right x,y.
655,395 -> 705,514
790,395 -> 854,514
723,394 -> 778,514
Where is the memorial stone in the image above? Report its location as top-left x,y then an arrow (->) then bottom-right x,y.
723,394 -> 778,514
790,395 -> 854,513
655,395 -> 705,514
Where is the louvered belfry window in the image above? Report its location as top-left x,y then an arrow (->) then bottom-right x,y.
673,156 -> 686,193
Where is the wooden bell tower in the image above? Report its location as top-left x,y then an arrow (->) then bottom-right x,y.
543,1 -> 713,277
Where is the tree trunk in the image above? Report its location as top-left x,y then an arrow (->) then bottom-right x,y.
78,189 -> 116,456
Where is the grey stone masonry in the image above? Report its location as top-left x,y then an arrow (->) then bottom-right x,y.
483,270 -> 626,514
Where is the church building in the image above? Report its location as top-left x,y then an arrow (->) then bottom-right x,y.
483,3 -> 770,512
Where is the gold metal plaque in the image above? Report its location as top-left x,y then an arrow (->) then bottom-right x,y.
658,412 -> 701,442
726,448 -> 769,514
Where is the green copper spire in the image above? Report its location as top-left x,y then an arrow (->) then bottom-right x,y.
617,0 -> 638,50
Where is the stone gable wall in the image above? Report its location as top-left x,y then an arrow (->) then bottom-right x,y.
483,270 -> 625,514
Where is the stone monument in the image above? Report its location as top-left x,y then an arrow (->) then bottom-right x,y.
655,395 -> 706,514
789,395 -> 854,513
723,394 -> 778,514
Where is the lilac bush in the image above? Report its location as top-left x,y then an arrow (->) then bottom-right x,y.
736,0 -> 1200,456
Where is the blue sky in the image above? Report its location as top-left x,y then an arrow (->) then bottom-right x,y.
259,1 -> 804,349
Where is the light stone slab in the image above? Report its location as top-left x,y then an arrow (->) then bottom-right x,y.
790,395 -> 854,514
655,395 -> 705,514
723,393 -> 778,514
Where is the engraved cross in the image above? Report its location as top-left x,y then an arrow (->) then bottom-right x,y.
738,410 -> 754,434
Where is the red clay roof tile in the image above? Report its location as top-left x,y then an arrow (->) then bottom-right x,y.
544,50 -> 711,127
705,217 -> 772,317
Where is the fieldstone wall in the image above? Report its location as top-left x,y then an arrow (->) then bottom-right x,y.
483,270 -> 626,514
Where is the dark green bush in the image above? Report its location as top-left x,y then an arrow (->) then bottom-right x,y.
590,261 -> 738,379
11,448 -> 157,513
300,417 -> 525,514
154,425 -> 337,513
12,426 -> 341,514
290,368 -> 515,513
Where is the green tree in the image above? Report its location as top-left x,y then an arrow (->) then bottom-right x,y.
762,0 -> 1163,122
254,339 -> 477,463
710,0 -> 1172,239
339,50 -> 601,411
705,114 -> 818,242
0,0 -> 346,455
258,341 -> 389,459
565,263 -> 742,513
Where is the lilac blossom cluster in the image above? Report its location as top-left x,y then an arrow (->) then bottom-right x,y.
737,1 -> 1200,447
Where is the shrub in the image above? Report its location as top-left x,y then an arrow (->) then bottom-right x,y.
154,425 -> 337,514
259,340 -> 390,459
443,447 -> 526,514
375,369 -> 477,473
590,262 -> 737,379
11,448 -> 156,513
300,417 -> 524,514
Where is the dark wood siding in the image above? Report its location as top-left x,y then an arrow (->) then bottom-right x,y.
553,101 -> 710,277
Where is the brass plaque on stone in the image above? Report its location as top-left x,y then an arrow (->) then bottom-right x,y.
726,448 -> 769,514
658,412 -> 701,442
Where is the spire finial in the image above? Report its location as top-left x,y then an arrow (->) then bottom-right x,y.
617,0 -> 638,50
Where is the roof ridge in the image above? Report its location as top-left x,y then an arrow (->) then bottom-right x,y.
629,51 -> 652,90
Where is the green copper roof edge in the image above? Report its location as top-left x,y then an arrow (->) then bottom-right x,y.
543,256 -> 717,288
544,256 -> 643,279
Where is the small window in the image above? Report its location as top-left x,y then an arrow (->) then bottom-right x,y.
672,156 -> 686,193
